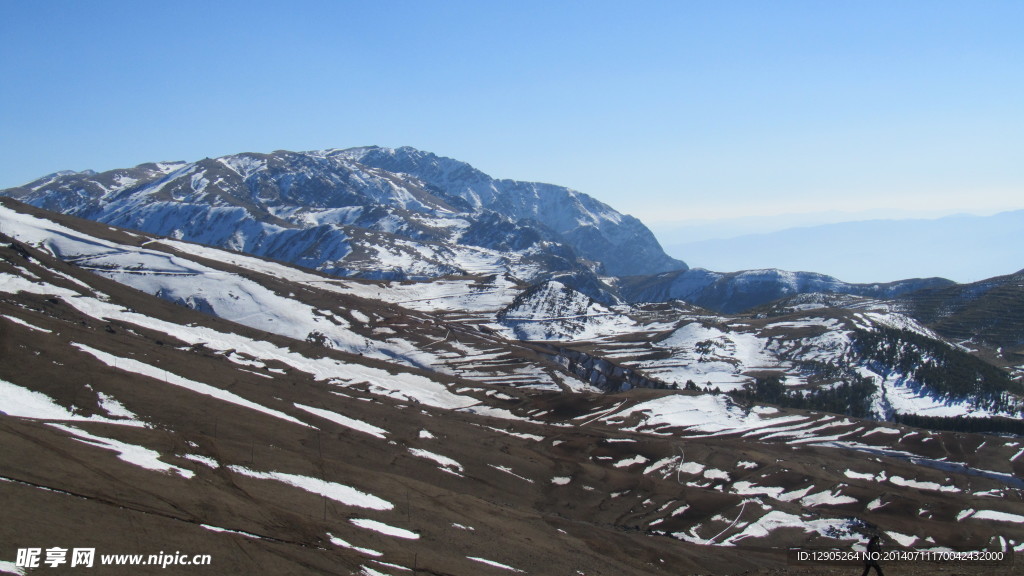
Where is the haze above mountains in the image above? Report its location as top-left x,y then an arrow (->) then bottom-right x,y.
655,210 -> 1024,284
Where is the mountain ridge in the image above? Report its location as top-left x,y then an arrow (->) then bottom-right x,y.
2,146 -> 685,292
619,267 -> 955,314
4,145 -> 1017,316
332,146 -> 685,277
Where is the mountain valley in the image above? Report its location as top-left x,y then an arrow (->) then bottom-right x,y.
1,148 -> 1023,575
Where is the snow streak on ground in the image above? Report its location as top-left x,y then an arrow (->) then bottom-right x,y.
717,509 -> 860,547
73,343 -> 310,427
0,271 -> 522,418
0,378 -> 145,427
350,518 -> 419,539
49,423 -> 194,479
228,466 -> 393,510
294,403 -> 388,439
602,394 -> 803,435
1,206 -> 441,366
965,510 -> 1024,523
467,556 -> 526,573
1,314 -> 52,333
409,448 -> 464,475
327,533 -> 383,557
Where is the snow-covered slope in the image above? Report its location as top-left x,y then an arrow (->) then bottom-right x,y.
0,198 -> 598,392
6,195 -> 1011,424
487,277 -> 1023,421
495,280 -> 635,341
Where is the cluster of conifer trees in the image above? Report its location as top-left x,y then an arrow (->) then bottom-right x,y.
727,326 -> 1021,433
853,326 -> 1021,413
730,373 -> 876,419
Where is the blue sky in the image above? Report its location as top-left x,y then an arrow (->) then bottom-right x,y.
2,1 -> 1022,225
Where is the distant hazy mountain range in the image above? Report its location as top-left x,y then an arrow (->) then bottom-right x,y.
660,210 -> 1024,284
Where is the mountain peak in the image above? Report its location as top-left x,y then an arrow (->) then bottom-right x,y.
2,146 -> 686,286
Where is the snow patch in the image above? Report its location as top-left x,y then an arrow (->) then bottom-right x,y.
49,423 -> 193,479
350,518 -> 419,539
73,343 -> 310,428
0,378 -> 145,427
328,533 -> 383,557
409,447 -> 464,474
228,465 -> 392,510
467,557 -> 525,573
294,403 -> 388,439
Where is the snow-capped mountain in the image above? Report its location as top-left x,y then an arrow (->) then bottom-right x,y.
334,146 -> 684,277
3,197 -> 1024,576
1,147 -> 685,301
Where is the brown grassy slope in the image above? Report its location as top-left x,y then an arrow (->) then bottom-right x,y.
1,220 -> 1023,575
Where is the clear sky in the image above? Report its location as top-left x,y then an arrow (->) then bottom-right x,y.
2,0 -> 1022,225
